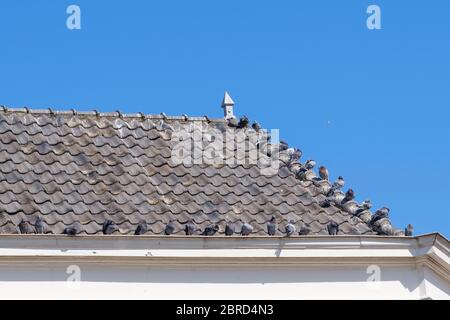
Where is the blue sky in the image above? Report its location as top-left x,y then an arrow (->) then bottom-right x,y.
0,0 -> 449,237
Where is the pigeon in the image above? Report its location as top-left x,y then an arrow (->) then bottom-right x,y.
285,220 -> 296,237
327,176 -> 345,196
404,224 -> 414,236
298,223 -> 311,236
63,226 -> 78,236
225,221 -> 235,236
267,216 -> 277,236
18,220 -> 29,234
135,221 -> 148,235
241,222 -> 253,236
327,220 -> 339,235
355,200 -> 372,216
279,141 -> 289,151
341,189 -> 355,204
185,220 -> 197,236
238,116 -> 249,128
202,224 -> 219,236
165,221 -> 176,235
35,217 -> 46,234
251,121 -> 261,132
319,166 -> 329,181
291,149 -> 303,163
369,207 -> 390,226
304,160 -> 316,170
103,220 -> 118,235
319,197 -> 334,208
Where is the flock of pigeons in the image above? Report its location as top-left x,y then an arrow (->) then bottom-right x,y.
12,115 -> 414,237
16,216 -> 341,236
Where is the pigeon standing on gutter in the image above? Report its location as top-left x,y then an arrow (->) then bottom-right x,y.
267,216 -> 277,236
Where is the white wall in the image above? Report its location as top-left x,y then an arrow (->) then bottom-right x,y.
0,263 -> 448,299
0,233 -> 448,300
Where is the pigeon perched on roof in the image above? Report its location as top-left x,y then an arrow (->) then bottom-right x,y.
304,160 -> 316,170
319,197 -> 334,208
63,226 -> 78,236
319,166 -> 329,181
279,141 -> 289,151
18,220 -> 29,234
103,220 -> 119,235
404,224 -> 414,236
202,224 -> 219,236
298,223 -> 311,236
327,220 -> 339,235
267,216 -> 277,236
285,220 -> 296,237
354,200 -> 372,216
165,220 -> 176,235
251,121 -> 261,132
341,189 -> 355,205
327,176 -> 345,196
135,221 -> 148,235
288,148 -> 302,163
369,207 -> 390,226
35,217 -> 46,234
225,221 -> 235,236
185,220 -> 197,236
238,116 -> 249,128
241,222 -> 253,236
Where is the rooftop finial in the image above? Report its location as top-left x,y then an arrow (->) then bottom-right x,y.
221,91 -> 235,119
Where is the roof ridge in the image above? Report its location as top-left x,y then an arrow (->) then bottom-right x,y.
0,106 -> 226,123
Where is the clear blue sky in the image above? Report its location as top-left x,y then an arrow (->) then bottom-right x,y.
1,1 -> 449,238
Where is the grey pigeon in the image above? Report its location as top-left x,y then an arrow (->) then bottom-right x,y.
319,197 -> 334,208
35,217 -> 46,234
227,117 -> 239,128
405,224 -> 414,236
285,220 -> 296,237
341,189 -> 355,204
267,216 -> 277,236
327,220 -> 339,235
63,226 -> 78,236
355,200 -> 372,216
327,176 -> 345,196
241,222 -> 253,236
319,166 -> 329,181
185,220 -> 197,236
304,160 -> 316,170
238,116 -> 249,128
202,224 -> 219,236
298,223 -> 311,236
290,148 -> 302,163
369,207 -> 390,226
251,121 -> 261,132
18,220 -> 29,234
225,221 -> 235,236
103,220 -> 118,235
165,221 -> 175,235
135,221 -> 148,235
279,141 -> 289,151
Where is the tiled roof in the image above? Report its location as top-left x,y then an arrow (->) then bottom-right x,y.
0,107 -> 404,236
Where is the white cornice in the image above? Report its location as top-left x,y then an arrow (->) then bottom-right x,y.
0,233 -> 448,281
